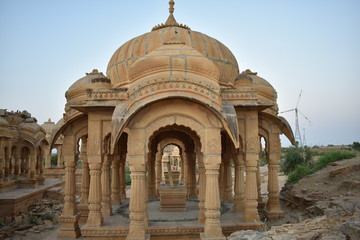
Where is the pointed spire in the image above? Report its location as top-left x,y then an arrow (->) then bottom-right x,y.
152,0 -> 190,31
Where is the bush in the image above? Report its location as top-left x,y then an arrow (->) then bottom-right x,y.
313,151 -> 356,171
352,142 -> 360,151
281,146 -> 313,175
287,164 -> 313,183
51,154 -> 58,166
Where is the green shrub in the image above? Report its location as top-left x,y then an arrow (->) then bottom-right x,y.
51,154 -> 58,166
352,142 -> 360,151
125,165 -> 131,186
43,211 -> 54,220
313,151 -> 356,171
287,151 -> 356,183
287,164 -> 313,183
281,146 -> 313,175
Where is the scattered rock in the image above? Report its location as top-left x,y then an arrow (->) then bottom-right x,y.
340,218 -> 360,240
44,219 -> 53,229
227,230 -> 272,240
296,232 -> 319,240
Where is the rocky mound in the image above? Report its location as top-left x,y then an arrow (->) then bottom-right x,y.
229,157 -> 360,240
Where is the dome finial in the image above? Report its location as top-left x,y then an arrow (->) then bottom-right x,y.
152,0 -> 190,31
169,0 -> 175,14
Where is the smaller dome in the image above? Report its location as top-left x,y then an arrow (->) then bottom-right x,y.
19,117 -> 43,134
235,69 -> 278,114
0,116 -> 9,128
68,69 -> 110,90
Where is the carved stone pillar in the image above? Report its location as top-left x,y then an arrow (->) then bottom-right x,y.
198,155 -> 206,224
147,152 -> 156,199
155,151 -> 162,196
78,138 -> 90,223
218,161 -> 224,200
4,152 -> 10,182
86,162 -> 103,226
127,170 -> 147,240
265,133 -> 284,218
37,152 -> 45,185
183,153 -> 188,187
256,157 -> 264,207
201,130 -> 225,240
101,155 -> 112,216
25,153 -> 30,178
13,153 -> 20,181
244,110 -> 260,222
180,156 -> 184,182
233,153 -> 245,212
202,163 -> 225,240
57,147 -> 63,168
10,154 -> 14,177
111,154 -> 121,205
20,154 -> 25,176
29,152 -> 36,180
0,154 -> 4,184
44,151 -> 51,169
58,160 -> 81,238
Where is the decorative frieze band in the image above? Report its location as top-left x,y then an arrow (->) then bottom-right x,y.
86,88 -> 128,101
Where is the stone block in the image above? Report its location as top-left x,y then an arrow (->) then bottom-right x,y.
159,186 -> 187,212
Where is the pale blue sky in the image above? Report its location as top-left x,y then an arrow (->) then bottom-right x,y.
1,0 -> 359,146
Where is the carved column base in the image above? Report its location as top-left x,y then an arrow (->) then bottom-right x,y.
38,176 -> 45,185
244,201 -> 260,222
78,204 -> 90,223
203,211 -> 225,240
233,196 -> 245,213
126,217 -> 147,240
264,209 -> 285,219
102,202 -> 112,216
264,199 -> 284,219
58,214 -> 81,238
86,207 -> 103,226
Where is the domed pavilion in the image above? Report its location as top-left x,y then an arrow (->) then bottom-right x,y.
54,1 -> 294,239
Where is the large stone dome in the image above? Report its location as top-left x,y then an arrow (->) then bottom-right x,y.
107,13 -> 239,87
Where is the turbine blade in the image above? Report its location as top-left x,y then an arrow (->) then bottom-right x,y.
296,90 -> 302,109
279,108 -> 295,114
299,110 -> 312,125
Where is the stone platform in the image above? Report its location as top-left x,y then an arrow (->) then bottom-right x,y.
81,199 -> 264,240
0,178 -> 64,218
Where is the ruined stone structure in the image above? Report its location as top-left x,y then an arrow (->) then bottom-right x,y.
53,1 -> 294,239
0,109 -> 48,192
